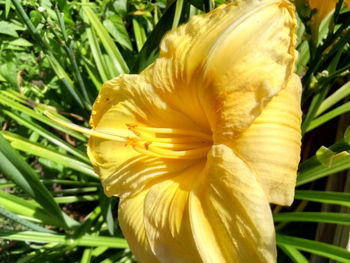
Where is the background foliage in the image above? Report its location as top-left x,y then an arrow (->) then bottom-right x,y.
0,0 -> 349,262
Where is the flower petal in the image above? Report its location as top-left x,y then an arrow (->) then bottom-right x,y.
145,0 -> 297,140
231,74 -> 302,206
189,144 -> 276,263
118,191 -> 159,263
101,154 -> 196,199
88,74 -> 206,195
143,161 -> 205,263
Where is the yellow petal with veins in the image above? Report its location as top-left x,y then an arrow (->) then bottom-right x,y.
231,74 -> 302,205
189,145 -> 276,263
118,191 -> 159,263
145,0 -> 296,141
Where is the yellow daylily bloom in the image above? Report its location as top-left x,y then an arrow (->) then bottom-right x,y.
87,0 -> 301,262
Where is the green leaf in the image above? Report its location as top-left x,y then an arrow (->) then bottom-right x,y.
5,0 -> 11,18
172,0 -> 184,29
276,234 -> 350,263
0,190 -> 78,228
308,101 -> 350,132
82,6 -> 129,75
1,131 -> 98,179
132,18 -> 147,52
0,21 -> 19,37
131,2 -> 176,73
0,206 -> 56,233
103,16 -> 132,51
54,195 -> 98,204
295,190 -> 350,206
344,126 -> 350,144
99,193 -> 116,236
297,154 -> 350,186
278,244 -> 309,263
0,230 -> 128,249
8,38 -> 33,47
0,62 -> 18,87
274,212 -> 350,225
0,91 -> 86,141
0,134 -> 68,228
3,110 -> 89,162
316,146 -> 349,167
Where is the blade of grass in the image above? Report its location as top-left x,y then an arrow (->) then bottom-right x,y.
3,110 -> 89,162
0,190 -> 78,228
0,91 -> 86,141
41,179 -> 99,187
297,154 -> 350,186
85,25 -> 110,82
54,195 -> 98,204
1,131 -> 98,179
317,81 -> 350,116
294,190 -> 350,206
132,18 -> 146,52
82,5 -> 129,75
172,0 -> 184,29
0,206 -> 56,234
11,0 -> 86,110
0,230 -> 128,248
54,7 -> 91,106
276,234 -> 350,263
131,2 -> 176,73
307,101 -> 350,132
54,187 -> 98,195
278,244 -> 310,263
274,212 -> 350,225
0,134 -> 68,228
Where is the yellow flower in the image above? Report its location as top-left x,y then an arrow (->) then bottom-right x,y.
87,0 -> 301,262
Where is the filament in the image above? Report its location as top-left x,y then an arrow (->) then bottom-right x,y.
46,111 -> 212,159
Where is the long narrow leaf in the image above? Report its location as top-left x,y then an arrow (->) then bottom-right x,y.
297,154 -> 350,186
278,244 -> 310,263
0,134 -> 68,227
0,190 -> 78,228
0,230 -> 128,248
82,6 -> 129,75
307,101 -> 350,132
3,110 -> 89,162
0,206 -> 56,233
1,131 -> 98,179
274,212 -> 350,225
295,190 -> 350,207
0,91 -> 86,141
276,234 -> 350,263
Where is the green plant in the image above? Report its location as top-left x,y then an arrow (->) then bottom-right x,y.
0,0 -> 349,262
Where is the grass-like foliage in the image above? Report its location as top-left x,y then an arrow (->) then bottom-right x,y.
0,0 -> 349,262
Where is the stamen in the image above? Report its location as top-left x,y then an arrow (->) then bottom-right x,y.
46,111 -> 212,160
149,141 -> 211,150
133,141 -> 210,159
132,132 -> 209,144
45,111 -> 128,142
128,125 -> 212,141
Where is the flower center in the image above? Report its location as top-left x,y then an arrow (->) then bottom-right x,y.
124,124 -> 212,159
46,111 -> 212,160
